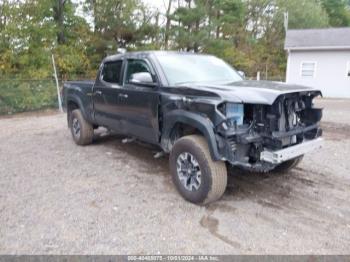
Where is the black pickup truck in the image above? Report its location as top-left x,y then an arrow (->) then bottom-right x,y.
62,51 -> 323,204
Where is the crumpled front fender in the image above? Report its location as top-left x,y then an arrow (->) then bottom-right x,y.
161,109 -> 222,161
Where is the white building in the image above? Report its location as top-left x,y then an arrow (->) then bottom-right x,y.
285,28 -> 350,98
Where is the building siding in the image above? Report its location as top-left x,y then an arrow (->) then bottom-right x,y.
286,50 -> 350,98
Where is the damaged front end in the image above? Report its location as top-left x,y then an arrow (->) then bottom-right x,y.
215,91 -> 323,172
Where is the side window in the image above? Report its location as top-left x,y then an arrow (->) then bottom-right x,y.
101,61 -> 123,84
301,62 -> 316,78
125,59 -> 153,84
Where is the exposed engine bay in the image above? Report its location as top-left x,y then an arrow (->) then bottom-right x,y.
216,92 -> 323,172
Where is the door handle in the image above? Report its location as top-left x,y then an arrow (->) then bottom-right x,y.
118,93 -> 128,98
95,90 -> 102,95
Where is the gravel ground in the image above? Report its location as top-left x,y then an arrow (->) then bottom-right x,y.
0,99 -> 350,254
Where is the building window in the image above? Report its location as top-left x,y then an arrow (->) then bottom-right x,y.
347,61 -> 350,77
301,62 -> 316,78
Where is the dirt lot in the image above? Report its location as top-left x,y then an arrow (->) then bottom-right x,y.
0,99 -> 350,254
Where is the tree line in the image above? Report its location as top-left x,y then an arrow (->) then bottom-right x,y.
1,0 -> 350,80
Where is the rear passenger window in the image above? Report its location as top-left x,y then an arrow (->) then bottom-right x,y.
101,61 -> 122,84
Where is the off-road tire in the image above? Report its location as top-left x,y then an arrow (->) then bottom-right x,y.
169,135 -> 227,205
272,155 -> 303,173
69,109 -> 94,145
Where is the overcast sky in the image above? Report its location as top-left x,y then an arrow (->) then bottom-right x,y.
143,0 -> 166,11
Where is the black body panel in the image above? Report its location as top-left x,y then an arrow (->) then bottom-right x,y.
62,51 -> 323,172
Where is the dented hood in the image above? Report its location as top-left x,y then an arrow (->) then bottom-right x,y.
178,80 -> 322,105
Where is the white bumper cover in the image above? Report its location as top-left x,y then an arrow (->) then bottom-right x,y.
260,138 -> 324,164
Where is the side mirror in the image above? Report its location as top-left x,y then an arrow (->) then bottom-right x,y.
238,70 -> 246,79
129,72 -> 156,86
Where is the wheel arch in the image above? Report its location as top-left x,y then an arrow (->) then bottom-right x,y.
161,110 -> 222,161
66,96 -> 88,127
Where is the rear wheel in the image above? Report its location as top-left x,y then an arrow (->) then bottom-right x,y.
69,109 -> 94,145
169,135 -> 227,205
272,155 -> 303,173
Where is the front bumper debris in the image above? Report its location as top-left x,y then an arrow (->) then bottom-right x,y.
260,137 -> 324,164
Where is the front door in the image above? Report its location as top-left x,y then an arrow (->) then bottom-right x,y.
118,59 -> 160,144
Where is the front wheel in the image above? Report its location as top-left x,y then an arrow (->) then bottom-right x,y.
169,135 -> 227,205
69,109 -> 94,145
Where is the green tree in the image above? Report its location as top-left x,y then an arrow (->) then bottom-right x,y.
321,0 -> 350,26
241,0 -> 329,78
212,0 -> 245,42
171,0 -> 209,52
0,0 -> 93,79
83,0 -> 159,60
279,0 -> 329,29
85,0 -> 140,48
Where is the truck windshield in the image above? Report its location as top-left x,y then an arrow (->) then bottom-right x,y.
155,53 -> 242,86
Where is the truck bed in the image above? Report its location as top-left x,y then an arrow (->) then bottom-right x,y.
64,80 -> 95,89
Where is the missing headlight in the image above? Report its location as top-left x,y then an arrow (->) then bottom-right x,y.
226,103 -> 244,126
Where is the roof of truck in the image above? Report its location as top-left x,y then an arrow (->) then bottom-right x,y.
103,50 -> 209,62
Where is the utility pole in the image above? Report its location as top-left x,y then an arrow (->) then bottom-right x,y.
51,54 -> 63,113
284,11 -> 289,32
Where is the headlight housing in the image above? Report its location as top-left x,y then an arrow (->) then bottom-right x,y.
219,103 -> 244,126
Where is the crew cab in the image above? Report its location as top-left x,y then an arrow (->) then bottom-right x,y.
62,51 -> 323,204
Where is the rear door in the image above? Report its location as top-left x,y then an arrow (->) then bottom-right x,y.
118,58 -> 160,144
93,59 -> 124,130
